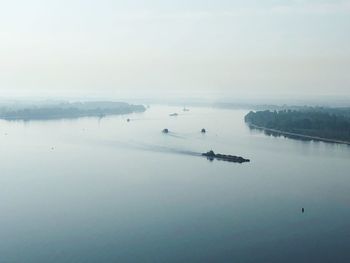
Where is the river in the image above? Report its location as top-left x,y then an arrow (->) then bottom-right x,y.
0,105 -> 349,262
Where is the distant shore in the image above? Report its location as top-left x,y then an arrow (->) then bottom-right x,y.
248,123 -> 350,146
0,101 -> 146,121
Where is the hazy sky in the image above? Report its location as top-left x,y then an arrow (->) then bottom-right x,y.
1,0 -> 349,100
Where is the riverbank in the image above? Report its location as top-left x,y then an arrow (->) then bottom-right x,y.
0,101 -> 146,120
248,123 -> 350,146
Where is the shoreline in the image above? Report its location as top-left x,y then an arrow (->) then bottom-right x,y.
247,123 -> 350,146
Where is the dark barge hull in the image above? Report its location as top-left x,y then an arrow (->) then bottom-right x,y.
202,151 -> 250,163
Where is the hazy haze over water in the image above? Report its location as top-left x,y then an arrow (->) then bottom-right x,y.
1,0 -> 349,101
1,1 -> 350,262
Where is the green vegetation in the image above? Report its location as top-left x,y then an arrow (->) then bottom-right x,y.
0,101 -> 146,120
245,108 -> 350,142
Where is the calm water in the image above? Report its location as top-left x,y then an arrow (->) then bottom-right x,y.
0,105 -> 350,263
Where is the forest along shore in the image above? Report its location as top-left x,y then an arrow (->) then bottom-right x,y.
248,123 -> 350,145
245,109 -> 350,145
0,101 -> 146,120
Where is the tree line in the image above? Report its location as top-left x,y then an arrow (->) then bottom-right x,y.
245,108 -> 350,142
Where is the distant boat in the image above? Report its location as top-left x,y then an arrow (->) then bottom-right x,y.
162,128 -> 169,133
169,113 -> 178,117
201,128 -> 206,133
183,108 -> 190,112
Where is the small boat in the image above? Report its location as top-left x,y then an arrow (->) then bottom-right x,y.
169,113 -> 178,117
183,108 -> 190,112
162,128 -> 169,133
202,150 -> 250,163
201,128 -> 206,133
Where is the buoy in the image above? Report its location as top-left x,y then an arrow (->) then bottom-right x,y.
302,208 -> 305,213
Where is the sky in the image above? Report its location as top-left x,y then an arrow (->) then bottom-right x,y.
0,0 -> 349,101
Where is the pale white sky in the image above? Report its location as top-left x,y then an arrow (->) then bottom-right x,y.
0,0 -> 349,100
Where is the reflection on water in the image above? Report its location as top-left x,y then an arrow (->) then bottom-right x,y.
248,124 -> 350,145
0,106 -> 350,263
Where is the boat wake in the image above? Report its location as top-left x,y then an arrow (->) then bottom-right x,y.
89,139 -> 249,163
165,132 -> 186,139
129,141 -> 201,156
95,138 -> 201,157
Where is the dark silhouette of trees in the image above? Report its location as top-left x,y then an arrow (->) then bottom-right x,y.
0,102 -> 146,120
245,109 -> 350,141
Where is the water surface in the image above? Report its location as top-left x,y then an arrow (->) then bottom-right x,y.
0,105 -> 349,262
